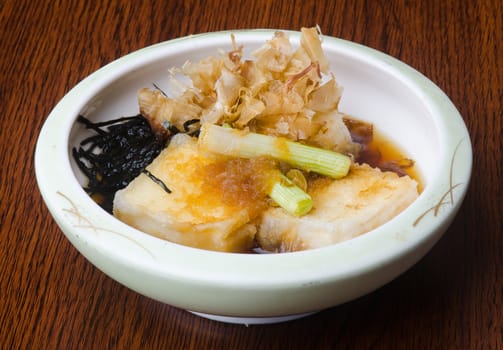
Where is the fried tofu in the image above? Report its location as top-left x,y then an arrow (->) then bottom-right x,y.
256,163 -> 419,252
114,135 -> 418,253
113,134 -> 258,252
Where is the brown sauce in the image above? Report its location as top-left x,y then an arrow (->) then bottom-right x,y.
344,117 -> 423,192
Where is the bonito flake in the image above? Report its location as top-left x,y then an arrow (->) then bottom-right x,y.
137,27 -> 357,155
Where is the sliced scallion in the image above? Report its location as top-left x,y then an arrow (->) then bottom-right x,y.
199,124 -> 351,178
268,174 -> 313,216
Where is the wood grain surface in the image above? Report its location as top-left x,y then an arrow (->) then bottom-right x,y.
1,0 -> 501,348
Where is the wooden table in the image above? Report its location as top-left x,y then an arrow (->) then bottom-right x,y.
1,1 -> 501,348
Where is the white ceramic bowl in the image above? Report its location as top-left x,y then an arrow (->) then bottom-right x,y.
35,30 -> 472,324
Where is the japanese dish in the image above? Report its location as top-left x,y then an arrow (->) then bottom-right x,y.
74,27 -> 419,253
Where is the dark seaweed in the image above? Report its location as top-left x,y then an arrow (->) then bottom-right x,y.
72,114 -> 167,213
142,169 -> 172,194
182,118 -> 201,137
